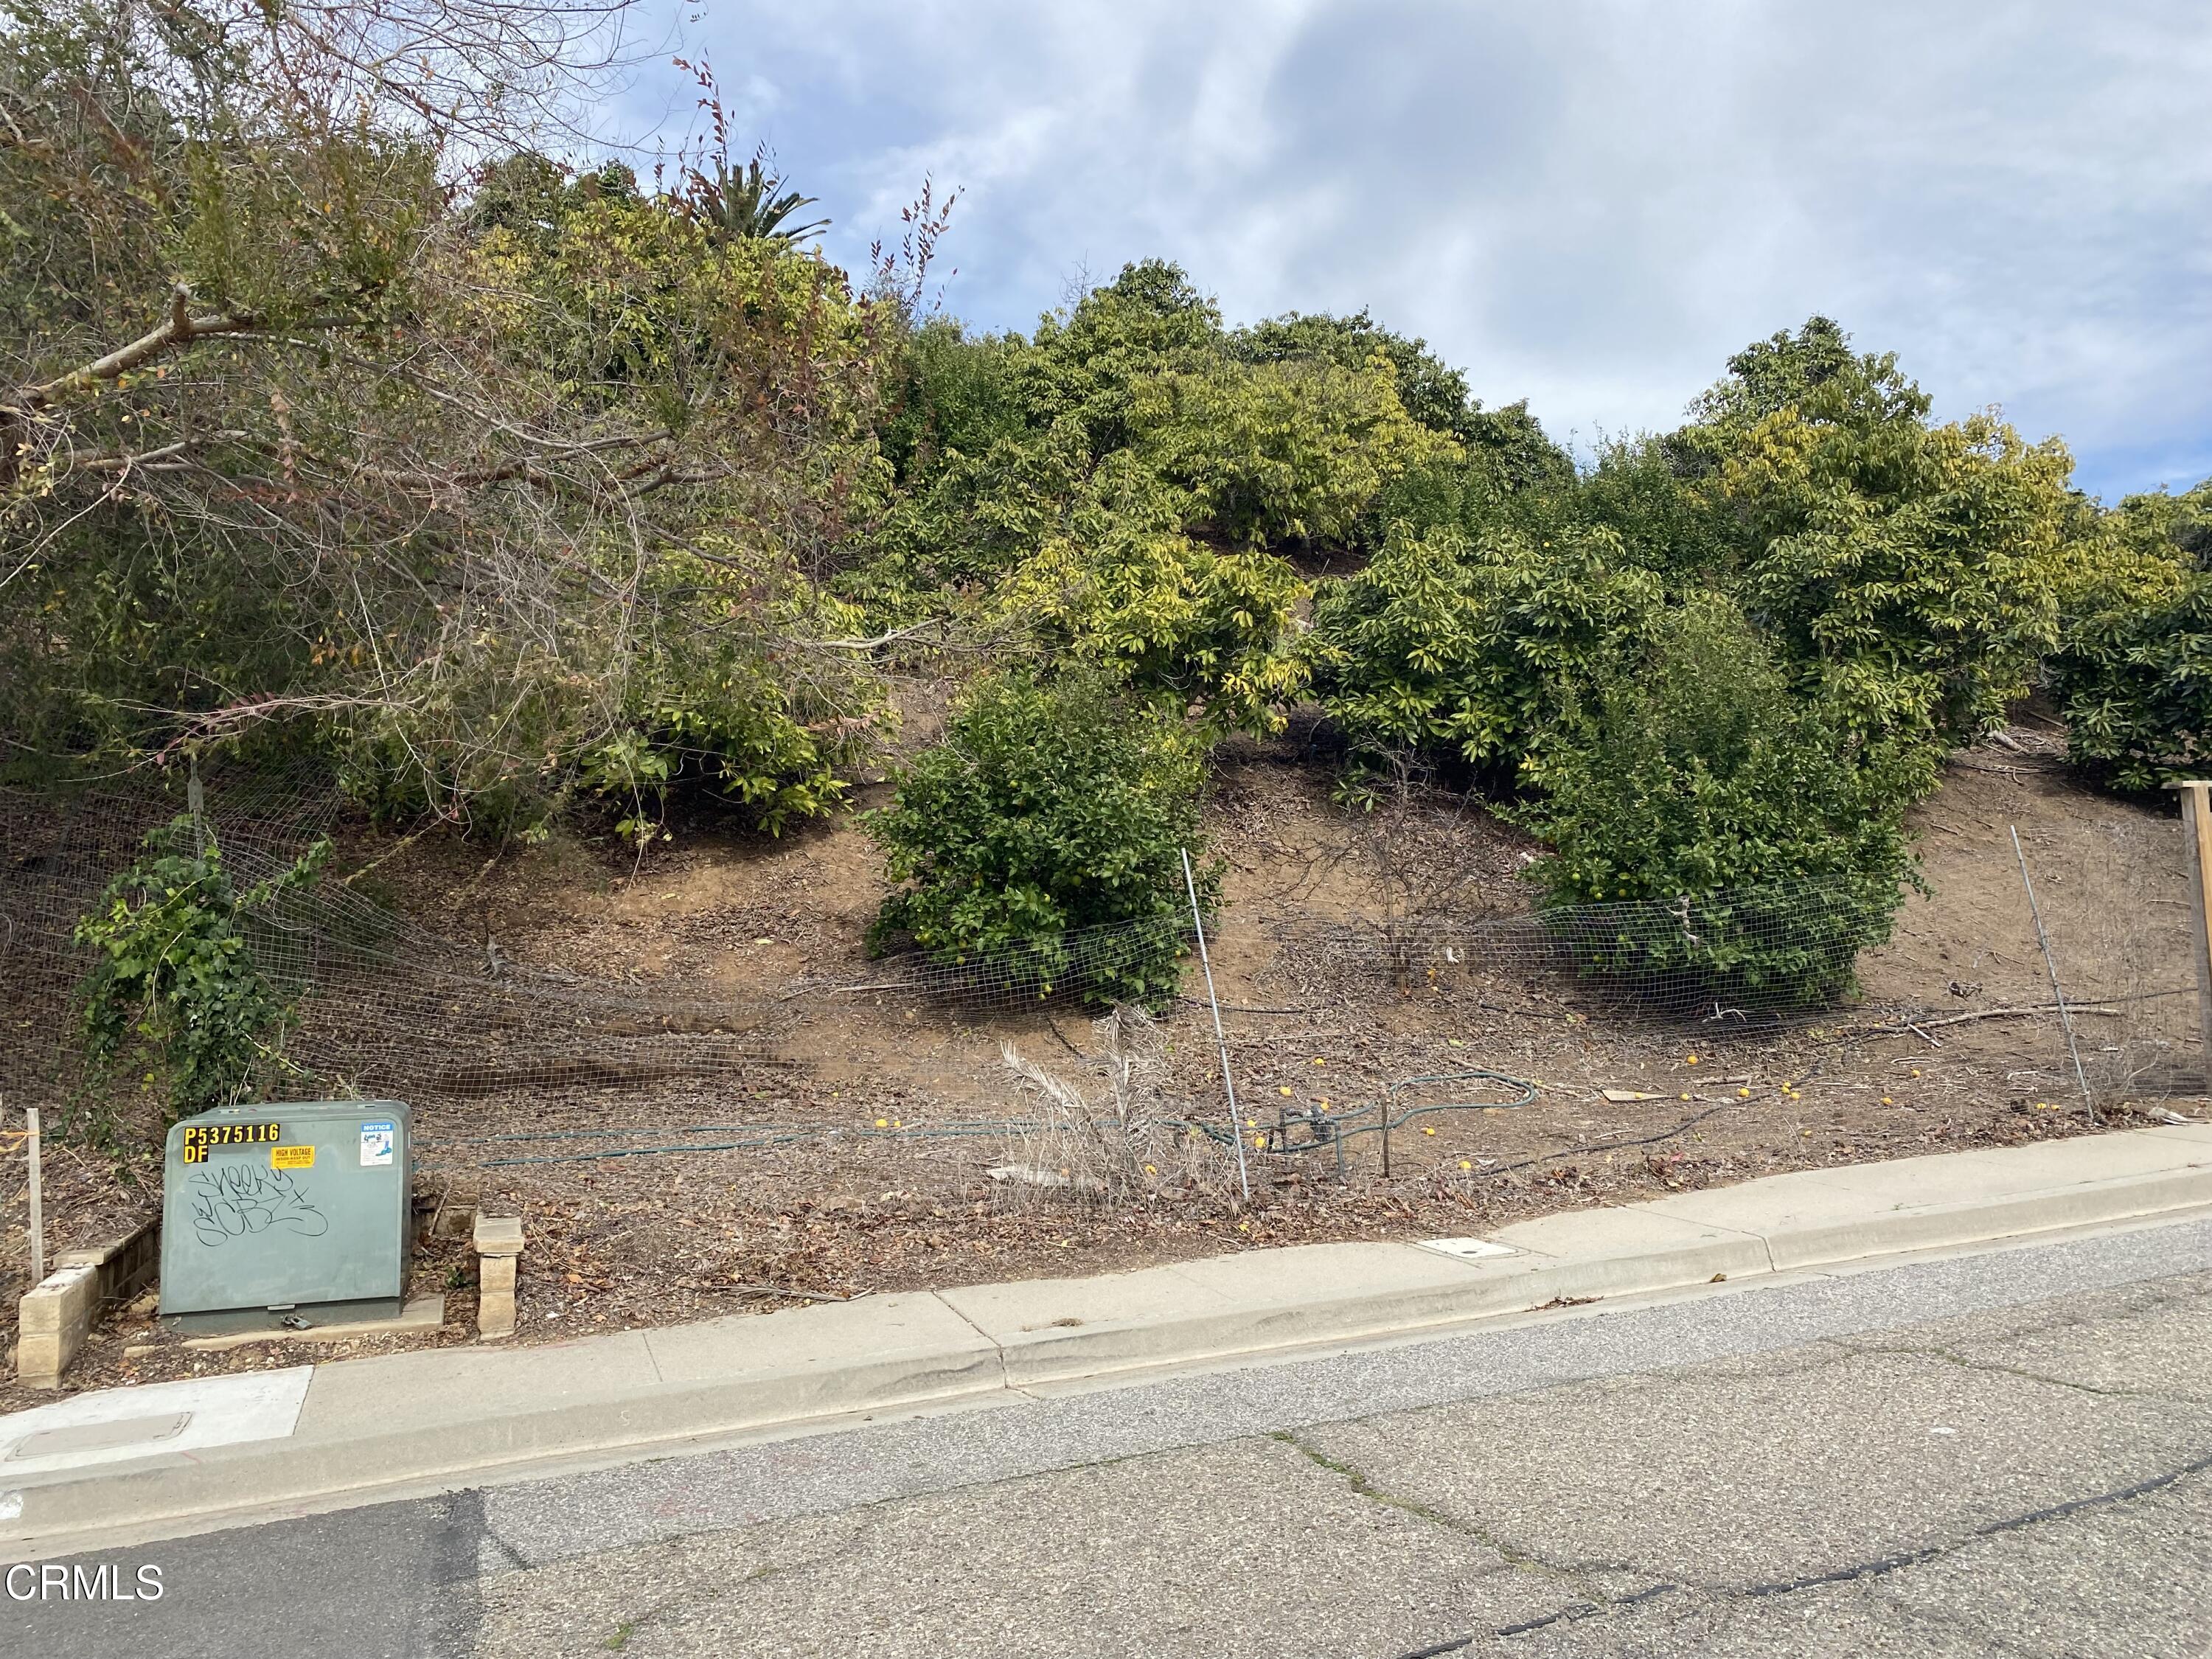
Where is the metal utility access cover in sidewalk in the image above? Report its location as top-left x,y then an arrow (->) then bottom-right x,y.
1416,1237 -> 1519,1262
0,1368 -> 313,1479
6,1414 -> 192,1461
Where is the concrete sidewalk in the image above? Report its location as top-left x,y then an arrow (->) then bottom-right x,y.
7,1121 -> 2212,1557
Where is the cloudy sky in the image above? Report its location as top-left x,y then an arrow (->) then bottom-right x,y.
616,1 -> 2211,501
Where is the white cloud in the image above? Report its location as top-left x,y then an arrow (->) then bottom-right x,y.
624,0 -> 2212,497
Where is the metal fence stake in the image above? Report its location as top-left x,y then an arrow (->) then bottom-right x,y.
1183,849 -> 1251,1204
2011,826 -> 2096,1121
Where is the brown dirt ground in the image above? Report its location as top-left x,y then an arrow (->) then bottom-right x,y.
4,721 -> 2202,1410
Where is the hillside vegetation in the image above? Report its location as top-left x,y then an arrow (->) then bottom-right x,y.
8,1 -> 2212,1122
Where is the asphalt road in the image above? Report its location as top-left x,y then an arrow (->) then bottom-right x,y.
15,1217 -> 2212,1658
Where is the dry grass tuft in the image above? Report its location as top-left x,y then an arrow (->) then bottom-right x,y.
992,1006 -> 1245,1213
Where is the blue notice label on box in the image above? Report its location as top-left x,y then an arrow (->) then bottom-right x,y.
359,1121 -> 395,1167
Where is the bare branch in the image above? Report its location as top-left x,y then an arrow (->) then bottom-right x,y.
18,287 -> 260,411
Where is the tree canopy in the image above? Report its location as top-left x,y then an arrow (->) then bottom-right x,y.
7,0 -> 2208,1012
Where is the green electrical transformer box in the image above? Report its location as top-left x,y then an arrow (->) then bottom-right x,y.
160,1100 -> 412,1315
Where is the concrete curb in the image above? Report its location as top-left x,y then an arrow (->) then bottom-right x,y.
6,1124 -> 2212,1553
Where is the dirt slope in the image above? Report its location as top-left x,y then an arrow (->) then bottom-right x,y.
5,726 -> 2197,1407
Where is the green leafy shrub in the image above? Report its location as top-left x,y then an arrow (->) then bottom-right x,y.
2046,515 -> 2211,789
1356,452 -> 1517,548
74,816 -> 331,1135
1523,597 -> 1923,1006
853,419 -> 1114,603
1015,261 -> 1226,456
866,675 -> 1212,1006
1303,522 -> 1663,790
579,546 -> 890,843
849,263 -> 1537,631
878,317 -> 1030,481
1227,310 -> 1576,490
1455,400 -> 1580,496
1229,307 -> 1478,440
2107,477 -> 2212,569
1565,437 -> 1750,580
1680,316 -> 1883,441
4,32 -> 902,830
1138,356 -> 1452,546
1000,528 -> 1308,735
2051,578 -> 2212,790
1701,325 -> 2070,748
579,658 -> 867,846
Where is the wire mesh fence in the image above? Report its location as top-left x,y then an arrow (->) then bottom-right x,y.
792,877 -> 1921,1024
4,758 -> 2208,1138
13,748 -> 2212,1388
0,765 -> 787,1123
1972,813 -> 2204,1114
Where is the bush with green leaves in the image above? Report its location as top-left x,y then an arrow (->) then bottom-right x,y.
1561,437 -> 1750,581
2051,577 -> 2212,790
1228,307 -> 1476,439
1352,428 -> 1575,561
1137,356 -> 1452,546
2048,485 -> 2212,790
74,816 -> 331,1135
1700,327 -> 2071,748
1303,521 -> 1663,791
846,261 -> 1496,738
866,675 -> 1212,1007
877,317 -> 1030,482
2110,477 -> 2212,570
577,544 -> 891,844
998,527 -> 1308,736
1227,309 -> 1576,489
1680,316 -> 1881,442
1,9 -> 901,832
853,418 -> 1118,602
1523,598 -> 1924,1006
1016,260 -> 1228,459
860,263 -> 1475,586
1332,314 -> 2075,786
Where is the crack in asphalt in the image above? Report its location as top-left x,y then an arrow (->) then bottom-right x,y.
459,1268 -> 2212,1583
1269,1430 -> 1656,1616
1847,1272 -> 2212,1352
1492,1579 -> 1679,1638
481,1509 -> 883,1655
473,1514 -> 535,1576
58,1253 -> 2202,1659
1733,1443 -> 2212,1599
466,1276 -> 2212,1659
1838,1336 -> 2210,1404
1377,1443 -> 2212,1657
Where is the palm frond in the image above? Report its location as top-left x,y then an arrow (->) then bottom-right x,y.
687,156 -> 830,246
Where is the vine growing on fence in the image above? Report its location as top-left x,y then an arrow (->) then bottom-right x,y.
74,815 -> 331,1138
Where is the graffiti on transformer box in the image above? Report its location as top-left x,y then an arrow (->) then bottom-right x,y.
186,1163 -> 330,1247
